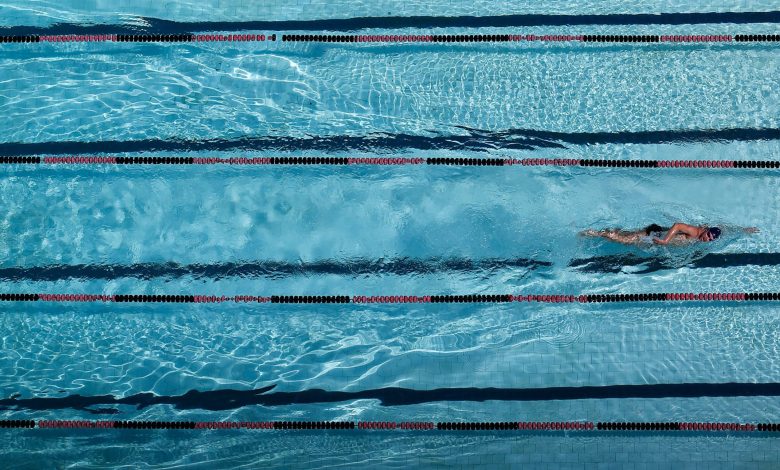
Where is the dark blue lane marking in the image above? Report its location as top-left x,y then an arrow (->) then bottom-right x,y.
3,382 -> 780,413
0,252 -> 776,281
570,252 -> 780,274
2,127 -> 780,156
0,257 -> 549,282
4,12 -> 780,35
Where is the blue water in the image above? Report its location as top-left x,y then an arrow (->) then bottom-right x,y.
2,1 -> 780,468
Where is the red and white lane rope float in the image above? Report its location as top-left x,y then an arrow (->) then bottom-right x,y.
0,292 -> 776,304
2,33 -> 779,44
0,156 -> 776,169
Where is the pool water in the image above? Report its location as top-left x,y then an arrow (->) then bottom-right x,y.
1,1 -> 780,468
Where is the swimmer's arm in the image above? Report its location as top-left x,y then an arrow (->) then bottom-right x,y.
653,222 -> 699,245
743,227 -> 760,234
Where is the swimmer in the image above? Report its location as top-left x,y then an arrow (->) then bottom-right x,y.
580,223 -> 759,246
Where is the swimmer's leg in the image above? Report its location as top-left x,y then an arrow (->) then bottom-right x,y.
580,229 -> 601,237
580,229 -> 642,245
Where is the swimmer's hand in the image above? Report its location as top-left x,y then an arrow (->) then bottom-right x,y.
744,227 -> 760,234
653,238 -> 668,245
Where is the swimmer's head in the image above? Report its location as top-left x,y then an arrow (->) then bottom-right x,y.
699,227 -> 721,242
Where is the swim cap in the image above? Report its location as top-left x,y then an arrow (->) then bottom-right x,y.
708,227 -> 721,239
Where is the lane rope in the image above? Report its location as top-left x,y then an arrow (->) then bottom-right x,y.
3,419 -> 778,432
2,33 -> 780,44
0,34 -> 276,43
0,292 -> 777,304
1,156 -> 778,169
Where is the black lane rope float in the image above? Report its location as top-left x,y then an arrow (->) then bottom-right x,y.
0,156 -> 778,169
3,419 -> 780,433
1,33 -> 780,44
282,34 -> 779,43
0,292 -> 776,304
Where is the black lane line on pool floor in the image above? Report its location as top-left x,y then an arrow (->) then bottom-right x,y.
570,252 -> 780,274
0,257 -> 550,282
2,127 -> 780,156
3,382 -> 780,413
5,12 -> 780,36
0,252 -> 776,282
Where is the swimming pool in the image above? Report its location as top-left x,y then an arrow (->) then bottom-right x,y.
2,1 -> 780,467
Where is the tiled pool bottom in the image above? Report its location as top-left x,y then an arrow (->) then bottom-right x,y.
2,0 -> 780,467
4,302 -> 779,395
2,301 -> 780,468
3,430 -> 779,468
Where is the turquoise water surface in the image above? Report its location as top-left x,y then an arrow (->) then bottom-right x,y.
1,1 -> 780,468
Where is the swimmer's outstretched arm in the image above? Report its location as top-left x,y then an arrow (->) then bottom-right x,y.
653,222 -> 699,245
743,227 -> 760,233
